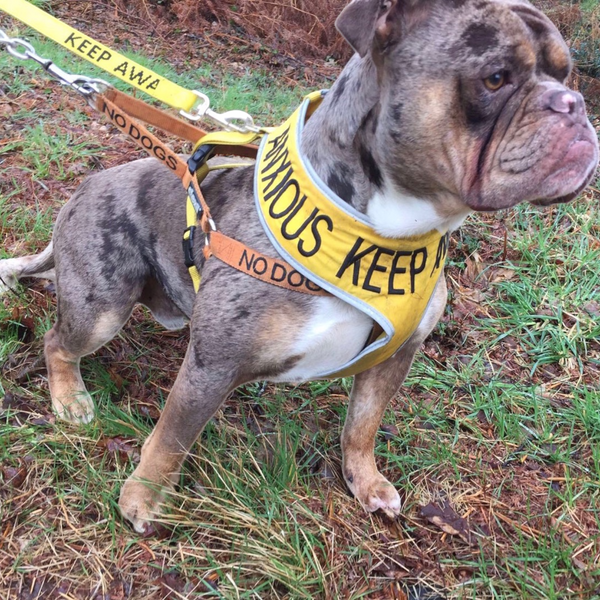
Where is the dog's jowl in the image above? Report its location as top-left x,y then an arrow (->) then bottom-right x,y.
0,0 -> 598,533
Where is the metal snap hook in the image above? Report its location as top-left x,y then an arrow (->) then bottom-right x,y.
180,90 -> 211,122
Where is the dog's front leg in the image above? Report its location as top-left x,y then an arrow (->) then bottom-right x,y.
341,277 -> 447,517
119,348 -> 237,533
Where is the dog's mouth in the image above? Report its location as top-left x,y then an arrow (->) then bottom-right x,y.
529,137 -> 599,207
530,177 -> 592,207
465,110 -> 599,211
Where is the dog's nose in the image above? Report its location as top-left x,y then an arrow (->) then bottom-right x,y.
542,89 -> 584,115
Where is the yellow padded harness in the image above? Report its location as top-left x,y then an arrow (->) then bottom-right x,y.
254,92 -> 448,378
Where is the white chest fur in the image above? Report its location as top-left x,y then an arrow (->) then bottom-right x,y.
367,183 -> 471,238
273,296 -> 372,382
274,182 -> 462,382
274,274 -> 447,383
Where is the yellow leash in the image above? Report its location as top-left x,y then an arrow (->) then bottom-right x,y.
0,13 -> 329,301
0,0 -> 199,111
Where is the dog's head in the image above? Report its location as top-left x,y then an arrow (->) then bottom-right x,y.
336,0 -> 599,211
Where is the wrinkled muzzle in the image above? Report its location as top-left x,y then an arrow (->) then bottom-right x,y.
467,82 -> 599,211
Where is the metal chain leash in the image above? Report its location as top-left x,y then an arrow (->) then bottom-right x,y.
0,27 -> 263,133
0,28 -> 109,98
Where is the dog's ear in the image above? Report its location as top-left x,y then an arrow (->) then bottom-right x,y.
511,4 -> 572,82
336,0 -> 399,57
336,0 -> 430,58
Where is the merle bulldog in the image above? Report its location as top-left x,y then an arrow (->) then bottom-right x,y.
0,0 -> 597,533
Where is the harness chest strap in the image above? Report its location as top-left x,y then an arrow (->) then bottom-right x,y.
203,232 -> 326,294
93,92 -> 328,296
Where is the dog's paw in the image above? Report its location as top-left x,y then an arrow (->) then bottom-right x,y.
119,476 -> 170,534
53,392 -> 95,424
345,472 -> 401,518
0,258 -> 19,296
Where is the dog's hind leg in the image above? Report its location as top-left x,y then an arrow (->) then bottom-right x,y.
341,277 -> 447,517
45,311 -> 131,424
44,239 -> 146,424
0,243 -> 55,295
45,301 -> 138,424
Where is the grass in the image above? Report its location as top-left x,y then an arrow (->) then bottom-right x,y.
1,2 -> 600,599
533,0 -> 600,79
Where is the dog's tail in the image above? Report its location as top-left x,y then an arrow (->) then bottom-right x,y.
0,242 -> 55,296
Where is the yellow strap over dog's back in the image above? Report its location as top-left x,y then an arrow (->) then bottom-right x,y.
255,92 -> 449,378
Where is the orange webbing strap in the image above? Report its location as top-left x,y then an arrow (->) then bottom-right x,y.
206,232 -> 327,296
103,88 -> 208,144
93,91 -> 328,296
95,93 -> 213,227
102,88 -> 259,159
95,93 -> 187,179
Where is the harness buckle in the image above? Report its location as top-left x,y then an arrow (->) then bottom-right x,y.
182,226 -> 196,268
187,144 -> 215,175
204,217 -> 217,245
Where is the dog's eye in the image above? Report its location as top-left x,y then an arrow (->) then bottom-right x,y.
483,71 -> 506,91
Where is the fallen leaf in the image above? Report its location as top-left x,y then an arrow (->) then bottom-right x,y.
98,436 -> 140,463
8,308 -> 36,343
380,423 -> 400,439
420,499 -> 472,544
415,418 -> 437,431
380,582 -> 408,599
371,558 -> 411,579
107,368 -> 125,390
1,392 -> 53,427
583,300 -> 600,318
477,410 -> 491,427
155,570 -> 186,595
454,566 -> 476,581
464,252 -> 485,283
0,103 -> 15,116
106,578 -> 128,600
203,571 -> 220,591
2,463 -> 27,488
490,267 -> 517,283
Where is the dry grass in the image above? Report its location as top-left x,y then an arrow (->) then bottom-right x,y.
105,0 -> 600,70
107,0 -> 349,60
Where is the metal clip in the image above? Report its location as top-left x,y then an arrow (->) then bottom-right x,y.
43,62 -> 109,97
0,29 -> 109,98
180,90 -> 261,133
203,217 -> 217,246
